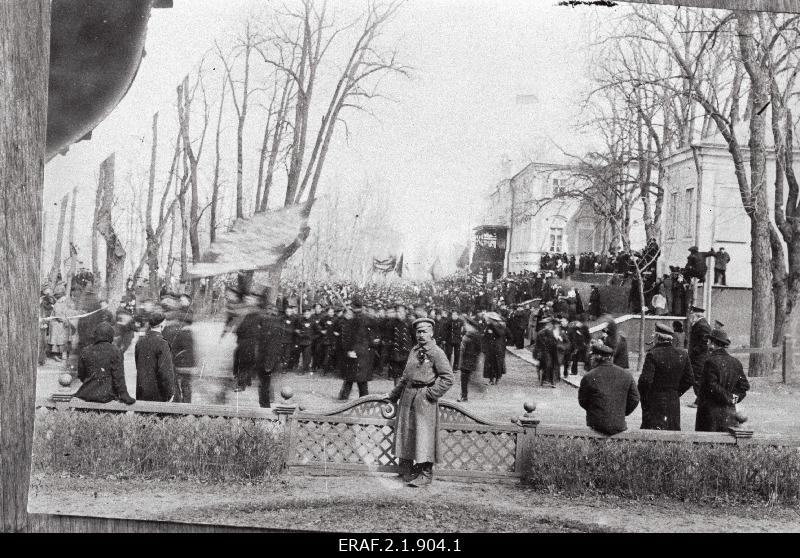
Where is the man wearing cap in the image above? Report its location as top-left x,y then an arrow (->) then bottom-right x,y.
578,342 -> 640,435
134,312 -> 176,402
687,305 -> 711,406
384,317 -> 454,487
638,323 -> 694,430
696,328 -> 750,432
337,296 -> 375,399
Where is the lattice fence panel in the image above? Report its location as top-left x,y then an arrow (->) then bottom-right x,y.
291,420 -> 398,467
438,405 -> 481,425
336,400 -> 387,419
438,428 -> 518,473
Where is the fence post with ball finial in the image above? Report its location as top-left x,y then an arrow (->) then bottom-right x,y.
274,386 -> 298,422
513,401 -> 540,478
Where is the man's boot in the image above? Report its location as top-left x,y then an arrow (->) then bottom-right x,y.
397,459 -> 419,483
408,462 -> 432,487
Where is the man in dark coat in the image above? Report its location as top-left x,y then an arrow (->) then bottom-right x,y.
456,317 -> 482,402
712,247 -> 731,285
233,296 -> 268,391
442,310 -> 463,369
578,343 -> 640,435
533,318 -> 559,387
564,320 -> 591,376
637,323 -> 694,430
687,305 -> 711,405
384,317 -> 454,487
162,309 -> 197,403
134,312 -> 175,402
318,306 -> 338,376
258,305 -> 284,408
387,303 -> 415,386
588,285 -> 602,319
295,307 -> 317,375
337,296 -> 375,399
311,303 -> 326,372
74,322 -> 135,404
596,316 -> 629,369
684,246 -> 714,283
481,312 -> 507,385
276,304 -> 296,373
695,328 -> 750,432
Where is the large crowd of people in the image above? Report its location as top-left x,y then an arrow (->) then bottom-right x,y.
43,238 -> 747,439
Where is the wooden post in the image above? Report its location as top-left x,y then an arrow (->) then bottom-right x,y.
0,0 -> 51,532
782,334 -> 794,384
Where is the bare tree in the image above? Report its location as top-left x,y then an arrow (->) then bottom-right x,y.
95,154 -> 126,307
217,21 -> 260,220
48,192 -> 69,285
210,65 -> 227,243
608,6 -> 778,376
177,66 -> 211,277
65,185 -> 78,299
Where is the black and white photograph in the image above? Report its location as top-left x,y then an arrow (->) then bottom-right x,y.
2,0 -> 800,536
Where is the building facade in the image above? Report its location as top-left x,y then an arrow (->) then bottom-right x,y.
474,162 -> 633,275
658,141 -> 799,289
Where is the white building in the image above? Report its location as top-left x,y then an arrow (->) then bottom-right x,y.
658,141 -> 798,289
474,162 -> 645,275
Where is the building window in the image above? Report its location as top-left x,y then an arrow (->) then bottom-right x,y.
549,227 -> 564,252
685,187 -> 695,237
668,191 -> 677,239
552,178 -> 564,195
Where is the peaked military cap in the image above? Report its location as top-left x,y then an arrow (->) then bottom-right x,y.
655,323 -> 674,336
412,317 -> 435,330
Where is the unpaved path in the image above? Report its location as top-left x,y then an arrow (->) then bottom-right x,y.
28,474 -> 800,532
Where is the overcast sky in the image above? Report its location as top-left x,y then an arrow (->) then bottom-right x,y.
43,0 -> 622,272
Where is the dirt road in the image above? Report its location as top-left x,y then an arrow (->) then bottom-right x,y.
28,474 -> 800,532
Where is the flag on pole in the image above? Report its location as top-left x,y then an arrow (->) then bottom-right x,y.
396,254 -> 404,277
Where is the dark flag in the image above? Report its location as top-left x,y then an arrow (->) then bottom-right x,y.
396,254 -> 404,277
372,255 -> 397,274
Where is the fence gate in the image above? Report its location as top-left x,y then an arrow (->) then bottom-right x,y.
285,395 -> 524,481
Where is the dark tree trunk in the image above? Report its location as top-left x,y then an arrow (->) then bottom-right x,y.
0,0 -> 50,532
96,154 -> 126,308
48,192 -> 69,284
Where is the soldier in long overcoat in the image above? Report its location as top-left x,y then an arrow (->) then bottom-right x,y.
637,323 -> 694,430
385,318 -> 454,487
695,328 -> 750,432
